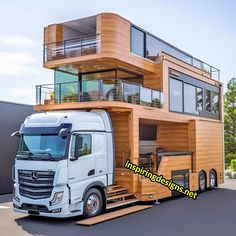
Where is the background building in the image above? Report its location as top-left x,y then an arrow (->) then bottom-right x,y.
0,101 -> 34,194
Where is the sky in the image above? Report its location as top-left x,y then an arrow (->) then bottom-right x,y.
0,0 -> 235,105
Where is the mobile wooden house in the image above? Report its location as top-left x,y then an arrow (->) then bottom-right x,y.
35,13 -> 223,206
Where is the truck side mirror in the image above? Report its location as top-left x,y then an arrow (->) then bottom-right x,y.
11,131 -> 20,137
75,135 -> 83,159
59,128 -> 68,139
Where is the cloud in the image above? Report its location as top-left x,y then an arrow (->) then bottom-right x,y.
0,34 -> 36,46
0,52 -> 35,75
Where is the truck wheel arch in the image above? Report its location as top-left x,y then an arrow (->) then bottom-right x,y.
82,182 -> 107,211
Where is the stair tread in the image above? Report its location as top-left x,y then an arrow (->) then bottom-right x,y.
107,188 -> 128,194
107,193 -> 133,201
106,198 -> 138,209
107,185 -> 123,190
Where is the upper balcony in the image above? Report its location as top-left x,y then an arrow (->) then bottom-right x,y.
35,71 -> 164,109
44,34 -> 99,62
43,13 -> 220,81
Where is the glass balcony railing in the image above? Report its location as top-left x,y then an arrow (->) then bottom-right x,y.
43,34 -> 99,62
36,79 -> 164,108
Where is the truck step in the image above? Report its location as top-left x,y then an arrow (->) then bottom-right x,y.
107,187 -> 128,195
106,198 -> 138,210
77,205 -> 152,226
107,193 -> 133,201
107,185 -> 123,191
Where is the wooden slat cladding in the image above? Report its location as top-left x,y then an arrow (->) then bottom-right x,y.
110,112 -> 130,168
143,63 -> 163,91
157,123 -> 189,152
98,13 -> 159,74
189,173 -> 199,191
115,168 -> 133,193
44,24 -> 63,45
189,120 -> 224,186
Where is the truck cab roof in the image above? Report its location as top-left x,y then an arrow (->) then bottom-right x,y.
22,109 -> 112,133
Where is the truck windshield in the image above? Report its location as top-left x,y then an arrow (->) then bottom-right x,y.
17,134 -> 67,159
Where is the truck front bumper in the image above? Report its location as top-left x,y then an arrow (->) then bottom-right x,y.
13,184 -> 83,218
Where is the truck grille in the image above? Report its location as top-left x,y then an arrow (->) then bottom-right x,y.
18,170 -> 55,199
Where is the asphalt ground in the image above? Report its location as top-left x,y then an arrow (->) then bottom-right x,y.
0,179 -> 235,236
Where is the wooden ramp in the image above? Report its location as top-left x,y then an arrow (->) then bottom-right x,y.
77,205 -> 152,226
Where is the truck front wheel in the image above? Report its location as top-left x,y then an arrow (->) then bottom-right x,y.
83,188 -> 103,218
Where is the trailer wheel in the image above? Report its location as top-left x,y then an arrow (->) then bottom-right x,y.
209,170 -> 217,189
83,188 -> 103,218
199,171 -> 206,192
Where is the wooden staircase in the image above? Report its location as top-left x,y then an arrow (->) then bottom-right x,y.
106,184 -> 138,210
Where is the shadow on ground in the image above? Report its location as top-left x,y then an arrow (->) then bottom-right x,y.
13,187 -> 236,236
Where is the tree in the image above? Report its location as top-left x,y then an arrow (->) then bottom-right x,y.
224,77 -> 236,166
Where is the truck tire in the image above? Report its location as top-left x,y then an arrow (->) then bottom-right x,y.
83,188 -> 103,218
209,170 -> 216,189
199,171 -> 206,192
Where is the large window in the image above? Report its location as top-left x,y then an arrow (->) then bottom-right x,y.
146,35 -> 159,61
184,84 -> 203,114
170,78 -> 183,112
169,71 -> 220,119
131,26 -> 197,64
131,27 -> 145,57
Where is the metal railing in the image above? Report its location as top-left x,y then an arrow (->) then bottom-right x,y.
36,78 -> 164,108
43,34 -> 99,62
163,52 -> 220,81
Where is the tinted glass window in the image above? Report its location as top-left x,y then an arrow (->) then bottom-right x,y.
131,27 -> 145,57
206,89 -> 211,112
170,78 -> 183,112
54,70 -> 78,103
184,83 -> 196,114
146,35 -> 159,61
71,134 -> 92,157
196,87 -> 203,111
212,92 -> 219,114
18,134 -> 67,158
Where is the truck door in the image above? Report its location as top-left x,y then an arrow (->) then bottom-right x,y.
94,133 -> 107,176
68,132 -> 95,204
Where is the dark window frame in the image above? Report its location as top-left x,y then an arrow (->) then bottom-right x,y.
168,69 -> 220,120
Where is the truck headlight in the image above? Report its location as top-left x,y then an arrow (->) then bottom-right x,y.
50,192 -> 64,206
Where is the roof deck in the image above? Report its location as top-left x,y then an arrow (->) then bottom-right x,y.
43,13 -> 220,81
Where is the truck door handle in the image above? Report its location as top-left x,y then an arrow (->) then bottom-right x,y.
88,169 -> 95,176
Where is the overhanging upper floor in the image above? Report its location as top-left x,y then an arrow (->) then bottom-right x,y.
43,13 -> 220,81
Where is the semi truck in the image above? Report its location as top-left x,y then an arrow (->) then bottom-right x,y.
13,110 -> 117,218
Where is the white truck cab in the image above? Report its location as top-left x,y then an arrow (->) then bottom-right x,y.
13,109 -> 114,218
